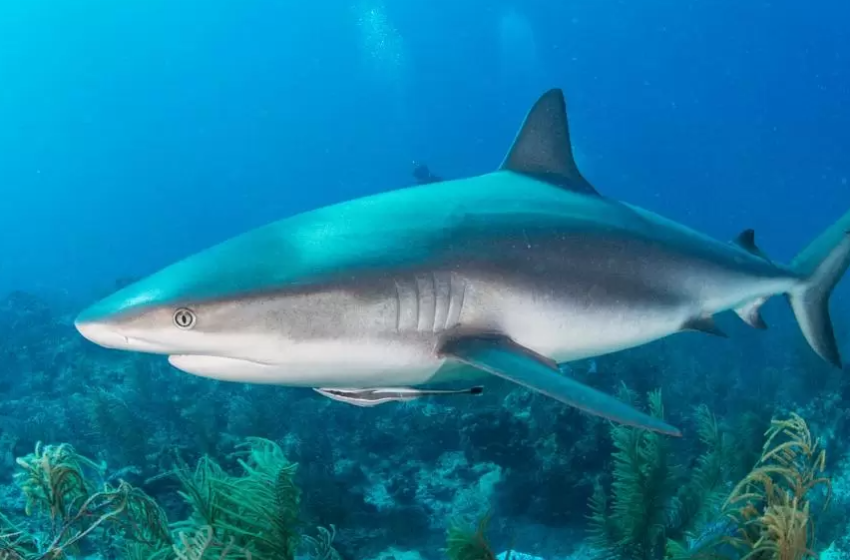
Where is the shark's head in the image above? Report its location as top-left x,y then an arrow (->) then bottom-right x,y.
74,224 -> 299,371
75,242 -> 303,384
75,258 -> 245,358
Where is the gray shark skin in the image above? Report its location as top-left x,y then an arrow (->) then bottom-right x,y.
75,89 -> 850,438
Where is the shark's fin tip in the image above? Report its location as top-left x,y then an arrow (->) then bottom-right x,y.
733,228 -> 771,261
734,228 -> 757,250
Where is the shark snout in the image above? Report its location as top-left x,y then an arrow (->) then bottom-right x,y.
75,319 -> 131,350
74,318 -> 112,345
74,318 -> 168,354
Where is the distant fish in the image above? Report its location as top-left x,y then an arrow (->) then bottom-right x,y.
412,161 -> 443,185
313,386 -> 483,407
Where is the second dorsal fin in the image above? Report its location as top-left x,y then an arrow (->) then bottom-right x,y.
500,89 -> 599,196
734,229 -> 770,261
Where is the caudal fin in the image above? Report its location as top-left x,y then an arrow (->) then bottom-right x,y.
788,210 -> 850,368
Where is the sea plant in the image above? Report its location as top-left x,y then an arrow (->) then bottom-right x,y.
666,404 -> 737,545
302,525 -> 343,560
0,437 -> 344,560
167,437 -> 303,560
445,512 -> 498,560
171,525 -> 248,560
14,442 -> 103,521
667,413 -> 832,560
0,442 -> 171,559
588,387 -> 677,560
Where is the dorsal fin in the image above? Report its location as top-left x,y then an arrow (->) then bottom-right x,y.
733,229 -> 771,261
500,89 -> 599,196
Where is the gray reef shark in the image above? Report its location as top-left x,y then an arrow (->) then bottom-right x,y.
75,89 -> 850,437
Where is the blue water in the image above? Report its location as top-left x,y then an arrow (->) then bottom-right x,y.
1,1 -> 849,559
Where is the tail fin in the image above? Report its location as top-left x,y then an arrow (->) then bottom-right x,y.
788,210 -> 850,368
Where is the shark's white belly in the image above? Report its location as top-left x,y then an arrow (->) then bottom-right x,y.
168,338 -> 452,387
485,273 -> 795,362
477,282 -> 694,363
501,299 -> 684,362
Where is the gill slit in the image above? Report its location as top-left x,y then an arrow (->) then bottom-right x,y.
445,273 -> 467,331
394,280 -> 402,333
432,271 -> 440,334
413,275 -> 421,333
459,278 -> 467,327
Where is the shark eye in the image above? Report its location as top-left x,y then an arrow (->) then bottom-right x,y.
173,308 -> 196,330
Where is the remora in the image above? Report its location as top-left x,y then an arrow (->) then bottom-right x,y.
75,89 -> 850,437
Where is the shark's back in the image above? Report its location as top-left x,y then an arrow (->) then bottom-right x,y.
113,166 -> 774,318
89,87 -> 770,321
115,172 -> 620,305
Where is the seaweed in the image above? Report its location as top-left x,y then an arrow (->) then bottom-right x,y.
445,512 -> 498,560
167,437 -> 304,560
302,525 -> 343,560
588,387 -> 677,560
0,437 -> 345,560
667,413 -> 831,560
589,388 -> 782,560
14,442 -> 103,522
170,526 -> 249,560
0,442 -> 171,559
666,405 -> 737,545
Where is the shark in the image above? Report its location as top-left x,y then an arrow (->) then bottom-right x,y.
75,89 -> 850,438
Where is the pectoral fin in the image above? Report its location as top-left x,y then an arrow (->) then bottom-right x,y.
439,334 -> 681,436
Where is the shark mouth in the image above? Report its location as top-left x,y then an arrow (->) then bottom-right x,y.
168,355 -> 284,384
75,321 -> 173,354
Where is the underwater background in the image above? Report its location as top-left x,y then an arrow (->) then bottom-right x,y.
1,0 -> 850,559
